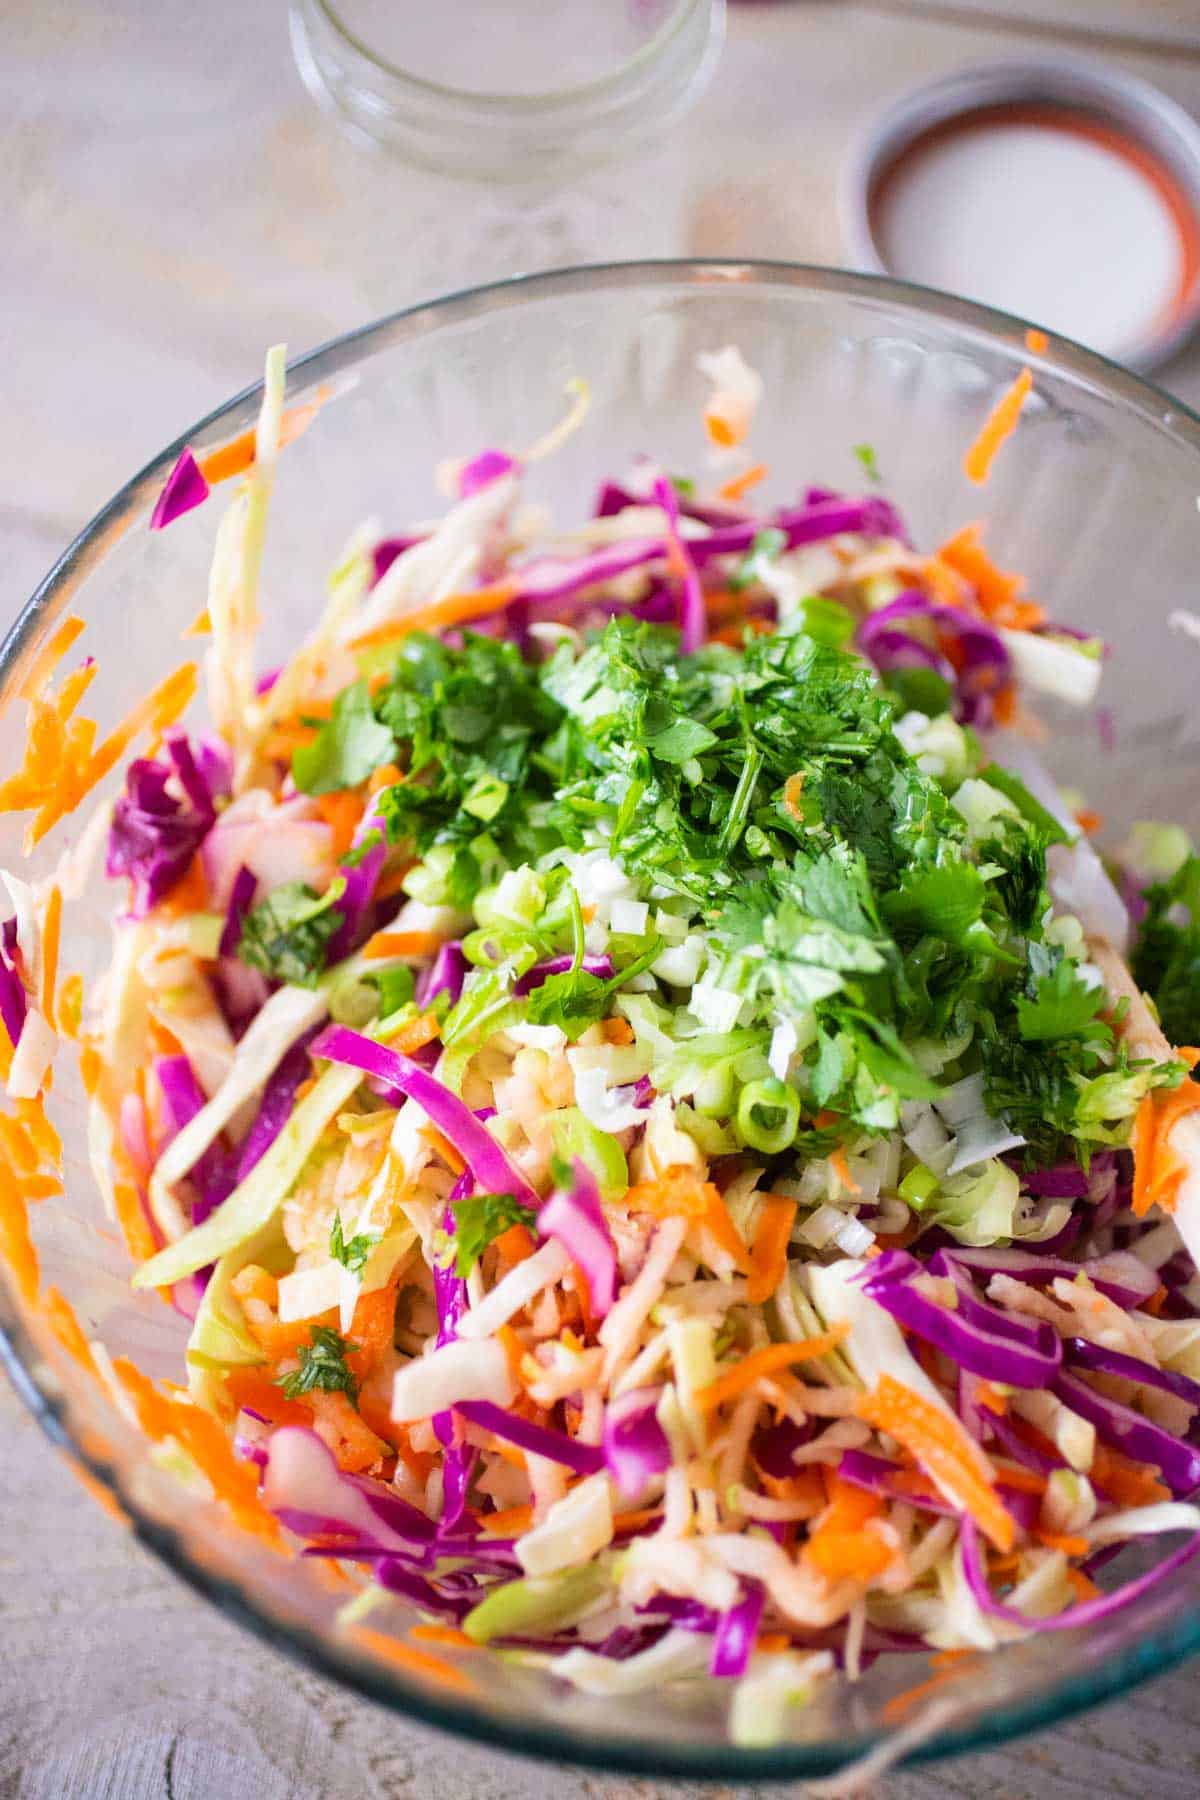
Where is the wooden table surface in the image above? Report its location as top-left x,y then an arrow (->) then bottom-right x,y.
5,3 -> 1200,1795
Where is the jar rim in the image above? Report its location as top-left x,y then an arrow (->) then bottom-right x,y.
304,0 -> 714,113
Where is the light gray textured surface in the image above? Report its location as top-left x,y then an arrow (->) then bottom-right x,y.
4,2 -> 1200,1795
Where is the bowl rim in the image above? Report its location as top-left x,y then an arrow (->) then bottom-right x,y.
5,256 -> 1200,1781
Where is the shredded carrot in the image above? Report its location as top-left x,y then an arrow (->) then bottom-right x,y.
315,790 -> 364,858
419,1123 -> 465,1177
0,1115 -> 38,1176
857,1375 -> 1014,1552
479,1503 -> 533,1536
309,1389 -> 390,1474
54,660 -> 97,724
374,861 -> 418,903
347,1279 -> 400,1373
15,1097 -> 62,1170
828,1147 -> 861,1197
624,1166 -> 750,1271
346,1624 -> 476,1694
496,1323 -> 527,1390
18,616 -> 86,702
6,660 -> 198,851
717,461 -> 769,504
183,606 -> 212,638
1067,1567 -> 1100,1603
220,1368 -> 312,1429
411,1623 -> 480,1651
1132,1056 -> 1200,1216
599,1016 -> 635,1046
1074,807 -> 1104,835
1025,327 -> 1049,355
1144,1284 -> 1169,1318
758,1467 -> 827,1509
57,972 -> 84,1040
990,1461 -> 1046,1496
883,1663 -> 968,1724
1035,1528 -> 1090,1557
40,1286 -> 99,1380
385,1011 -> 442,1058
156,855 -> 210,921
111,1177 -> 159,1268
197,427 -> 257,487
783,772 -> 805,820
710,619 -> 772,647
0,1182 -> 39,1303
746,1194 -> 797,1305
84,661 -> 198,793
975,1381 -> 1009,1417
964,367 -> 1033,485
196,392 -> 328,489
613,1506 -> 665,1532
492,1222 -> 536,1271
114,1356 -> 282,1545
704,410 -> 740,449
755,1632 -> 793,1654
362,930 -> 444,962
346,580 -> 519,652
805,1527 -> 892,1584
703,587 -> 754,626
696,1327 -> 849,1413
1092,1443 -> 1170,1508
38,884 -> 61,1033
936,524 -> 1045,632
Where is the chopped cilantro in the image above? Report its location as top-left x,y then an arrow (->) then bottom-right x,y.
330,1212 -> 379,1274
449,1193 -> 538,1277
853,442 -> 882,484
1132,854 -> 1200,1047
1016,950 -> 1109,1042
278,1325 -> 359,1402
292,681 -> 396,796
238,878 -> 346,987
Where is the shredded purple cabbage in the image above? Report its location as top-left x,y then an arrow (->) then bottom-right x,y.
454,1399 -> 606,1476
536,1158 -> 618,1318
219,865 -> 257,958
106,739 -> 219,916
149,447 -> 210,530
313,1025 -> 538,1207
0,917 -> 27,1048
709,1581 -> 764,1678
602,1387 -> 671,1497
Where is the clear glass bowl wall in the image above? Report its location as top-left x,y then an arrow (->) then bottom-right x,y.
4,263 -> 1200,1782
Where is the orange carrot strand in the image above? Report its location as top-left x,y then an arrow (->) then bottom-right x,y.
964,367 -> 1033,485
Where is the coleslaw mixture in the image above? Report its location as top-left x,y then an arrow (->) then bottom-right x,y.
7,343 -> 1200,1738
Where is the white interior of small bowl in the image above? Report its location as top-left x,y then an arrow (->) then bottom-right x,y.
5,264 -> 1200,1779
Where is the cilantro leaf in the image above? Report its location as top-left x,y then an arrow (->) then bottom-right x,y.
330,1211 -> 379,1274
278,1325 -> 359,1402
648,718 -> 719,764
526,937 -> 665,1041
449,1192 -> 538,1277
853,443 -> 882,484
882,860 -> 995,952
1016,955 -> 1108,1042
1132,854 -> 1200,1046
292,681 -> 396,796
238,879 -> 346,986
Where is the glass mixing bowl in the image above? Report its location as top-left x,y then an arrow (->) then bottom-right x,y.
4,261 -> 1200,1782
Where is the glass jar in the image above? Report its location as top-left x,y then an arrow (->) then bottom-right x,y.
288,0 -> 725,309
